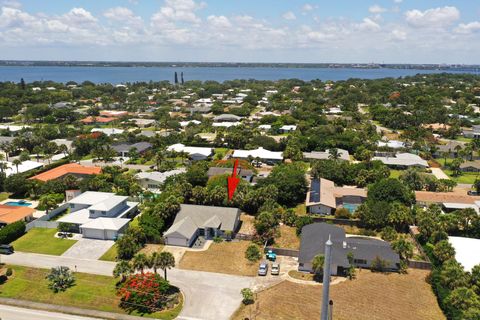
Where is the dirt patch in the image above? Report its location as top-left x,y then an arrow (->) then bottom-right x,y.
179,241 -> 258,276
232,269 -> 445,320
239,214 -> 256,235
139,244 -> 164,255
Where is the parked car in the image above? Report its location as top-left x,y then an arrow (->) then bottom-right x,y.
0,244 -> 14,255
468,190 -> 479,196
266,250 -> 277,261
258,262 -> 268,276
271,263 -> 280,275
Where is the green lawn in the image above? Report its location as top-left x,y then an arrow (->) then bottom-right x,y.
99,244 -> 118,261
12,228 -> 77,255
454,136 -> 472,142
0,192 -> 10,202
443,169 -> 479,184
389,169 -> 403,179
0,265 -> 182,319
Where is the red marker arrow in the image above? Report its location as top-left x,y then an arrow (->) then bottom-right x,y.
227,159 -> 240,200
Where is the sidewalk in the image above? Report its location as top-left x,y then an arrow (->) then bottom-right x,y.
0,297 -> 148,320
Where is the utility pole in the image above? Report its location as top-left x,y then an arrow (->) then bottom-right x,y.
321,235 -> 333,320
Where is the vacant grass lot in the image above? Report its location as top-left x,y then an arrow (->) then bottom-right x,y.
179,241 -> 258,276
273,225 -> 300,250
0,265 -> 182,319
12,228 -> 77,255
232,269 -> 445,320
443,169 -> 479,184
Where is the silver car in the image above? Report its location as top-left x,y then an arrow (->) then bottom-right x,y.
271,263 -> 280,275
258,262 -> 268,276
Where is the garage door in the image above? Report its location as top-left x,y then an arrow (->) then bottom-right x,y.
82,228 -> 105,240
166,236 -> 190,247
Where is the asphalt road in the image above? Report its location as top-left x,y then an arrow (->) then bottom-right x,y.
1,252 -> 252,320
0,305 -> 100,320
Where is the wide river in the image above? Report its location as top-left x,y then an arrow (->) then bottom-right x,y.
0,66 -> 478,83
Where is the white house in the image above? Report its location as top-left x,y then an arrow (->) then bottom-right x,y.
448,236 -> 480,272
372,153 -> 428,169
2,160 -> 43,177
212,122 -> 241,128
232,147 -> 283,163
167,143 -> 213,161
279,125 -> 297,133
58,191 -> 138,240
91,128 -> 124,136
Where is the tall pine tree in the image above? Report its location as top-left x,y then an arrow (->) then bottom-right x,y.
174,72 -> 178,84
181,72 -> 184,85
20,78 -> 26,90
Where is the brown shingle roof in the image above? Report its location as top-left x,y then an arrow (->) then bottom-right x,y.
415,191 -> 480,204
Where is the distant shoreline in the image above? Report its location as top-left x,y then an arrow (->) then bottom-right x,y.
0,61 -> 479,72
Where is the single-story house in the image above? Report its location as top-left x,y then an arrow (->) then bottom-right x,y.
303,149 -> 350,162
434,141 -> 464,158
372,153 -> 428,169
131,118 -> 157,128
190,106 -> 211,114
0,205 -> 35,226
207,167 -> 254,183
81,116 -> 118,124
459,160 -> 480,172
58,191 -> 138,240
305,178 -> 367,215
180,120 -> 201,127
298,223 -> 400,275
279,125 -> 297,133
112,142 -> 153,157
377,140 -> 406,149
164,204 -> 241,247
167,143 -> 213,161
29,163 -> 101,182
231,147 -> 283,164
448,236 -> 480,272
1,160 -> 43,177
213,114 -> 242,122
136,169 -> 186,193
212,122 -> 241,128
91,128 -> 124,136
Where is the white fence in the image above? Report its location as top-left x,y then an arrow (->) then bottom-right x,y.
25,202 -> 69,231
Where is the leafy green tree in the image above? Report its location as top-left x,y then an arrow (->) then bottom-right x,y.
245,244 -> 262,262
367,178 -> 414,206
295,215 -> 313,235
241,288 -> 254,305
132,253 -> 149,274
380,226 -> 398,242
46,266 -> 75,293
391,238 -> 414,261
254,211 -> 279,242
186,162 -> 209,186
444,287 -> 480,313
433,240 -> 456,263
440,259 -> 471,290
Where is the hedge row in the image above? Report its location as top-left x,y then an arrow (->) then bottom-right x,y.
0,221 -> 26,244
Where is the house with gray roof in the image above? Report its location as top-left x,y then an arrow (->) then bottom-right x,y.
164,204 -> 241,247
213,114 -> 242,122
372,153 -> 428,169
136,169 -> 186,193
112,142 -> 152,157
303,149 -> 350,162
298,223 -> 400,275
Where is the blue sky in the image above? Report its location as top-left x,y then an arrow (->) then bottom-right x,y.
1,0 -> 480,63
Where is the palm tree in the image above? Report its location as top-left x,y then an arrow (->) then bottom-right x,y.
32,146 -> 43,162
154,152 -> 165,171
312,254 -> 325,281
12,159 -> 22,173
328,148 -> 340,161
132,253 -> 149,274
113,260 -> 133,283
39,194 -> 59,215
0,142 -> 10,161
157,251 -> 175,280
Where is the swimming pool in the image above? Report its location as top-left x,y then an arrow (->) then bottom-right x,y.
343,203 -> 360,213
5,201 -> 32,207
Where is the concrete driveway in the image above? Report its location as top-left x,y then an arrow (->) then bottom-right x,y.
431,168 -> 450,180
61,239 -> 115,260
1,252 -> 252,320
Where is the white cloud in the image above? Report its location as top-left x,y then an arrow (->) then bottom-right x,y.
394,0 -> 403,3
1,0 -> 21,8
369,5 -> 387,14
64,8 -> 97,25
207,15 -> 231,28
302,4 -> 314,12
282,11 -> 296,21
405,6 -> 460,28
358,17 -> 381,31
455,21 -> 480,34
104,7 -> 143,29
391,28 -> 407,40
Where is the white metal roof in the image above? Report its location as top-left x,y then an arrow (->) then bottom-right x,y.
232,147 -> 283,160
448,236 -> 480,272
88,195 -> 127,212
136,169 -> 186,183
80,217 -> 130,231
68,191 -> 116,206
167,144 -> 213,157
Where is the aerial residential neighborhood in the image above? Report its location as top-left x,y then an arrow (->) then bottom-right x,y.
0,1 -> 480,320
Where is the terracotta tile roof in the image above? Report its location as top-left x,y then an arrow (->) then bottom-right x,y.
30,163 -> 101,182
415,191 -> 480,204
80,116 -> 118,124
0,205 -> 35,224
